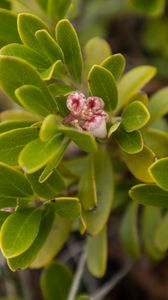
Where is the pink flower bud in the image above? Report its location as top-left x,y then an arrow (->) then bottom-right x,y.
84,115 -> 107,138
67,93 -> 86,116
86,96 -> 104,112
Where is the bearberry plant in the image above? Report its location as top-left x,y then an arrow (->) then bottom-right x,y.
0,1 -> 168,299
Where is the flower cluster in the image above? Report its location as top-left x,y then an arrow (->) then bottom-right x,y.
64,93 -> 108,138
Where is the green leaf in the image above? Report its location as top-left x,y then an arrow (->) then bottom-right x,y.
19,134 -> 64,174
86,226 -> 107,278
27,170 -> 65,199
58,156 -> 88,178
0,56 -> 57,111
155,212 -> 168,252
7,208 -> 55,271
108,121 -> 121,138
40,262 -> 72,300
148,87 -> 168,124
0,163 -> 33,198
131,0 -> 165,16
46,197 -> 81,220
0,120 -> 34,134
0,110 -> 39,122
15,85 -> 54,117
117,66 -> 156,111
0,0 -> 10,9
0,43 -> 50,69
88,65 -> 118,111
0,127 -> 38,165
39,138 -> 70,183
129,184 -> 168,207
79,155 -> 97,211
40,115 -> 62,142
141,206 -> 164,260
47,0 -> 71,22
56,19 -> 83,82
84,37 -> 111,73
121,101 -> 150,132
35,29 -> 64,63
144,129 -> 168,158
130,92 -> 149,107
120,202 -> 140,258
35,0 -> 47,11
0,211 -> 10,228
0,197 -> 18,209
83,149 -> 114,235
40,61 -> 65,80
76,296 -> 92,300
114,128 -> 143,154
58,126 -> 97,153
102,54 -> 126,80
0,9 -> 21,46
149,158 -> 168,191
30,215 -> 70,268
49,82 -> 74,97
121,145 -> 155,182
0,208 -> 42,258
18,13 -> 50,53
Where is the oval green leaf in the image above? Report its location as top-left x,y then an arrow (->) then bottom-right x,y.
17,13 -> 50,53
19,134 -> 64,174
83,149 -> 114,235
88,65 -> 118,111
0,208 -> 42,258
129,184 -> 168,207
121,101 -> 150,132
86,226 -> 107,278
15,85 -> 54,117
35,29 -> 64,63
0,163 -> 33,198
0,127 -> 38,165
141,206 -> 164,260
121,145 -> 155,182
148,87 -> 168,124
120,202 -> 141,258
30,215 -> 70,268
155,212 -> 168,252
0,43 -> 50,69
40,262 -> 72,300
149,158 -> 168,191
114,128 -> 143,154
7,208 -> 55,271
27,170 -> 65,199
84,37 -> 111,73
117,65 -> 156,111
102,53 -> 126,80
47,0 -> 71,22
0,9 -> 21,46
59,126 -> 97,153
46,197 -> 81,220
79,155 -> 97,211
0,56 -> 57,111
56,19 -> 83,83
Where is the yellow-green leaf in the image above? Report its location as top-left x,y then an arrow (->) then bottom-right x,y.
56,19 -> 83,82
117,66 -> 156,111
88,65 -> 118,111
149,158 -> 168,191
19,134 -> 64,174
0,208 -> 42,258
120,202 -> 140,258
86,226 -> 107,278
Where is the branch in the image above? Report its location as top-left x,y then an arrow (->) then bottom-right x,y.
67,252 -> 86,300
